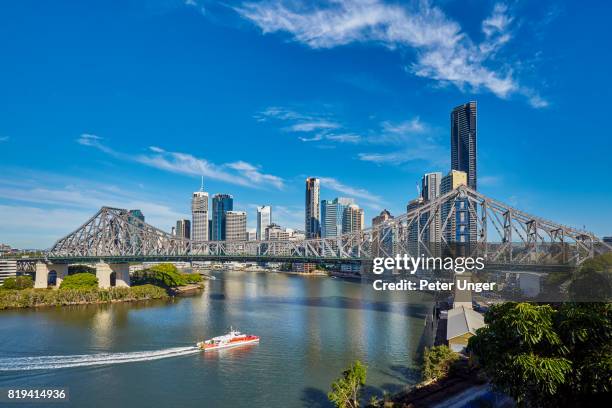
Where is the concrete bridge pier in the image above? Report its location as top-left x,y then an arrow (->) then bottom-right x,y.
34,262 -> 68,288
95,262 -> 130,288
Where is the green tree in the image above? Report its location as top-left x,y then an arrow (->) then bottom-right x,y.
68,265 -> 96,275
328,360 -> 367,408
1,275 -> 34,290
468,302 -> 612,407
59,273 -> 99,289
422,345 -> 460,381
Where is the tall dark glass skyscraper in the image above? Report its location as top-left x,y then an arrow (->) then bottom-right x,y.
211,194 -> 233,241
451,101 -> 477,190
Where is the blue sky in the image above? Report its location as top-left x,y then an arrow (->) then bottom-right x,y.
0,0 -> 611,248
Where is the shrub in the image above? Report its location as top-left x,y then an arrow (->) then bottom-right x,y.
1,276 -> 34,290
422,345 -> 460,381
60,273 -> 99,289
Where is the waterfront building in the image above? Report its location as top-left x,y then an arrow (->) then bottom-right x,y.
321,197 -> 354,238
0,259 -> 17,285
305,177 -> 321,238
225,211 -> 247,241
342,204 -> 364,234
191,179 -> 209,241
176,219 -> 191,239
451,101 -> 477,190
441,170 -> 473,243
446,305 -> 485,353
247,229 -> 257,241
212,194 -> 234,241
256,205 -> 272,241
372,209 -> 394,257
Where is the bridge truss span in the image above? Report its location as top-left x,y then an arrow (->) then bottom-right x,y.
47,186 -> 611,266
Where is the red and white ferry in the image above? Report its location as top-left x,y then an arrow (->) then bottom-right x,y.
196,328 -> 259,351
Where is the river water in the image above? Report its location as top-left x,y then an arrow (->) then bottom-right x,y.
0,270 -> 432,407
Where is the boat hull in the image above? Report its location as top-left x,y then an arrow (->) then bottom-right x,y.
197,338 -> 259,351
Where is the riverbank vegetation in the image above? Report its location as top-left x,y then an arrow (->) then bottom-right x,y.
422,345 -> 461,382
59,273 -> 98,289
131,263 -> 203,288
0,263 -> 204,310
0,284 -> 167,309
328,360 -> 367,408
1,275 -> 33,290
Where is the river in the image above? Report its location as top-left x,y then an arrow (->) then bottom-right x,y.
0,269 -> 432,407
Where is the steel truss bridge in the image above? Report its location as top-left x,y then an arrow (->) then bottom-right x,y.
16,186 -> 611,271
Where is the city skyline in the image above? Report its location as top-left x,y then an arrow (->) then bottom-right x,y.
1,1 -> 611,248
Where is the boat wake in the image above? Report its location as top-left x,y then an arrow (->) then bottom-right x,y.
0,347 -> 200,371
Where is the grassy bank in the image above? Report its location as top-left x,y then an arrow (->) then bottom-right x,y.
0,284 -> 168,309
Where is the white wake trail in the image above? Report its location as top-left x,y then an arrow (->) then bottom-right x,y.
0,347 -> 200,371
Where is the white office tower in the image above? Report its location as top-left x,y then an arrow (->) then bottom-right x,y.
225,211 -> 247,241
191,177 -> 209,241
256,205 -> 272,240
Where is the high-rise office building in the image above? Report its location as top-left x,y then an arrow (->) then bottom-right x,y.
225,211 -> 247,241
212,194 -> 233,241
421,172 -> 442,244
176,219 -> 191,239
256,206 -> 272,241
342,204 -> 364,234
321,197 -> 354,238
451,101 -> 477,190
191,178 -> 209,241
305,177 -> 320,238
441,170 -> 472,243
407,196 -> 424,252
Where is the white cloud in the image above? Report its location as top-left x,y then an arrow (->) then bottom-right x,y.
318,176 -> 383,209
236,0 -> 547,106
0,136 -> 9,142
287,120 -> 339,132
77,134 -> 285,190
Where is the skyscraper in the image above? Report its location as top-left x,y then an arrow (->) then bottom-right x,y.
176,219 -> 191,239
305,177 -> 320,238
225,211 -> 247,241
321,197 -> 354,238
191,178 -> 209,241
342,204 -> 364,234
441,170 -> 471,243
211,194 -> 233,241
421,172 -> 442,244
451,101 -> 477,190
256,206 -> 272,240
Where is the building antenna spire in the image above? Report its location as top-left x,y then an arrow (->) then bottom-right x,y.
200,175 -> 204,192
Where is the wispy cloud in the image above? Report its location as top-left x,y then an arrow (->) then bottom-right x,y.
78,134 -> 285,190
318,176 -> 383,209
0,136 -> 9,142
235,0 -> 547,107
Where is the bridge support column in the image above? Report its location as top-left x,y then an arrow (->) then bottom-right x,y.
112,263 -> 130,287
34,262 -> 49,288
34,263 -> 68,288
96,262 -> 130,288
